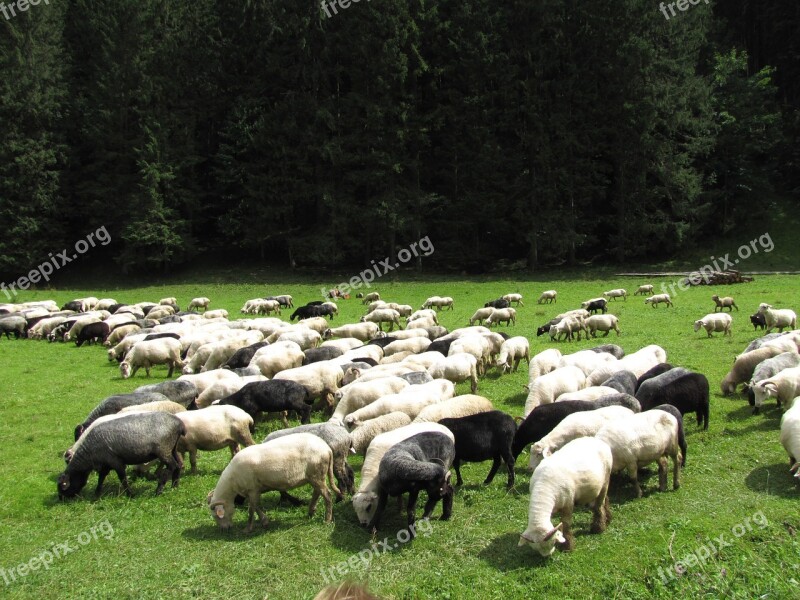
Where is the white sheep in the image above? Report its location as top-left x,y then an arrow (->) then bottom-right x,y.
349,412 -> 413,455
407,309 -> 439,324
120,338 -> 184,379
208,433 -> 340,531
361,308 -> 402,332
352,423 -> 454,525
380,351 -> 413,364
344,380 -> 455,427
720,346 -> 785,395
361,292 -> 381,305
758,303 -> 797,333
518,437 -> 612,556
752,366 -> 800,412
523,366 -> 587,416
469,307 -> 495,326
558,350 -> 617,377
297,317 -> 332,335
537,290 -> 557,304
589,344 -> 667,383
176,405 -> 255,473
405,317 -> 438,331
251,341 -> 305,378
412,394 -> 493,423
402,351 -> 450,371
595,411 -> 682,497
386,329 -> 429,340
779,399 -> 800,480
485,307 -> 516,327
321,337 -> 366,353
177,369 -> 241,395
342,364 -> 416,386
330,376 -> 411,425
634,285 -> 654,296
428,353 -> 479,393
502,293 -> 524,306
188,297 -> 211,312
118,400 -> 187,415
549,316 -> 585,342
383,337 -> 431,357
325,322 -> 382,342
196,379 -> 249,409
693,313 -> 732,338
528,348 -> 562,381
644,294 -> 673,308
585,315 -> 620,338
760,333 -> 800,355
554,386 -> 621,403
273,362 -> 344,410
203,309 -> 229,320
448,336 -> 491,375
529,405 -> 634,471
422,296 -> 454,311
603,289 -> 627,301
276,327 -> 322,351
495,336 -> 530,373
202,332 -> 264,372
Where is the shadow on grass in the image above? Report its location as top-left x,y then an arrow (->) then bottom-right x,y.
720,405 -> 782,436
478,532 -> 551,571
744,462 -> 799,499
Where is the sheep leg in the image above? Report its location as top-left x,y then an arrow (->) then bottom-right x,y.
170,450 -> 182,488
657,456 -> 668,492
116,466 -> 134,497
281,411 -> 289,428
673,452 -> 682,490
367,492 -> 390,531
190,449 -> 198,474
308,488 -> 321,517
484,457 -> 502,485
319,485 -> 333,522
556,511 -> 575,551
501,447 -> 516,489
94,466 -> 111,497
590,483 -> 609,533
628,463 -> 642,498
453,459 -> 464,486
603,330 -> 609,337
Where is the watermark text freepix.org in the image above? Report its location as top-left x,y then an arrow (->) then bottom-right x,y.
320,235 -> 434,299
1,226 -> 111,300
657,510 -> 767,584
1,519 -> 114,586
0,0 -> 49,21
659,0 -> 710,21
660,232 -> 773,297
320,518 -> 432,584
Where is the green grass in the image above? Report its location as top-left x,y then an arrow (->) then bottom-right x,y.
1,276 -> 799,600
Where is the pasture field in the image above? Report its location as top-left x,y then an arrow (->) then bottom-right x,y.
1,275 -> 799,600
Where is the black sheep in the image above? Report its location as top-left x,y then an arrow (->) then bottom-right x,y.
58,412 -> 185,499
750,313 -> 767,330
224,342 -> 270,369
635,363 -> 675,392
74,392 -> 171,440
600,370 -> 638,395
75,322 -> 110,347
588,344 -> 625,359
593,393 -> 641,413
368,432 -> 455,533
134,380 -> 198,408
290,305 -> 322,321
61,301 -> 84,312
367,336 -> 399,349
303,346 -> 344,365
638,372 -> 710,430
440,410 -> 517,488
218,380 -> 311,425
536,318 -> 562,337
485,298 -> 510,309
427,338 -> 453,356
583,299 -> 608,314
142,332 -> 181,343
650,404 -> 687,466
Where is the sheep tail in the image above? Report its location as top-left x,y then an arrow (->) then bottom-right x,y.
327,454 -> 341,497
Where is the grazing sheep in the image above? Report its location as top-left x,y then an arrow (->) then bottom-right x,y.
264,422 -> 355,494
558,350 -> 617,378
712,295 -> 738,312
120,338 -> 184,379
350,412 -> 413,455
224,342 -> 270,370
615,344 -> 667,379
342,364 -> 415,386
428,353 -> 479,393
485,307 -> 517,327
720,346 -> 785,395
422,296 -> 455,311
750,313 -> 767,331
549,317 -> 584,342
518,437 -> 612,556
644,294 -> 673,308
603,289 -> 627,302
58,412 -> 184,499
119,400 -> 187,415
353,423 -> 454,526
693,313 -> 732,338
74,321 -> 110,347
650,404 -> 688,466
276,327 -> 322,351
555,386 -> 621,403
273,362 -> 344,411
196,379 -> 250,409
104,323 -> 141,347
538,290 -> 558,304
752,366 -> 800,413
343,382 -> 453,428
638,371 -> 709,430
757,303 -> 797,333
502,293 -> 524,306
440,410 -> 517,488
325,322 -> 382,342
382,337 -> 432,357
600,370 -> 638,396
321,337 -> 367,353
367,432 -> 455,532
208,433 -> 341,531
742,333 -> 785,353
176,405 -> 255,473
73,392 -> 170,441
779,400 -> 800,481
595,411 -> 682,497
635,363 -> 675,392
251,341 -> 305,378
580,298 -> 608,315
524,366 -> 587,416
134,380 -> 198,408
469,307 -> 494,326
529,348 -> 563,381
177,369 -> 240,396
329,377 -> 410,424
760,332 -> 800,354
218,380 -> 311,425
495,336 -> 530,373
412,394 -> 493,423
362,292 -> 381,305
188,297 -> 211,312
634,285 -> 654,296
529,405 -> 635,472
0,316 -> 27,339
746,353 -> 800,411
585,315 -> 620,338
484,298 -> 510,309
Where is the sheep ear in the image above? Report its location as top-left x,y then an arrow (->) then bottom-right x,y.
542,447 -> 552,459
543,524 -> 562,541
765,382 -> 778,393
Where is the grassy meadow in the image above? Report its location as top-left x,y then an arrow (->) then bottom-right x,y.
1,275 -> 799,599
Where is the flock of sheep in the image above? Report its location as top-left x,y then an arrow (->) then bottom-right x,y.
1,286 -> 798,562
